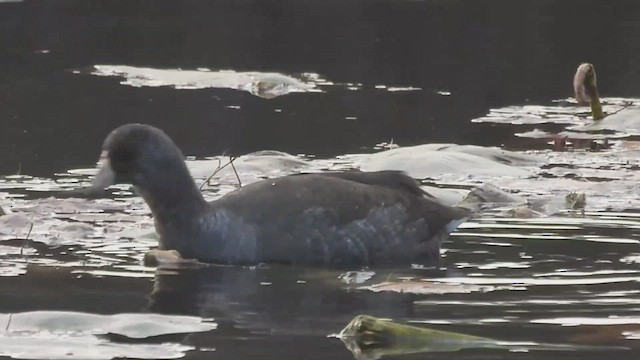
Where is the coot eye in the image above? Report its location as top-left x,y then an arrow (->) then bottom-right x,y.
110,147 -> 132,162
108,145 -> 137,175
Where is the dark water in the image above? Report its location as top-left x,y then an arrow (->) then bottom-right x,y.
3,0 -> 640,176
2,0 -> 640,359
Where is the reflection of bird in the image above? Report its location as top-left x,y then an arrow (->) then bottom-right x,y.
93,124 -> 468,266
147,266 -> 423,336
571,63 -> 640,134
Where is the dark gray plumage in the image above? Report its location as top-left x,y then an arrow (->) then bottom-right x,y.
94,124 -> 468,266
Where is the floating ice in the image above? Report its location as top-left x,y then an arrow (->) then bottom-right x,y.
0,311 -> 216,359
90,65 -> 322,99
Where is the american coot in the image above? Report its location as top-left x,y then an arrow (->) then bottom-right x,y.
93,124 -> 469,266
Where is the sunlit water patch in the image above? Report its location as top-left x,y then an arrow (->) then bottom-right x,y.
471,97 -> 640,154
88,65 -> 322,99
84,65 -> 422,100
472,97 -> 640,126
0,176 -> 158,277
0,311 -> 216,359
2,140 -> 640,358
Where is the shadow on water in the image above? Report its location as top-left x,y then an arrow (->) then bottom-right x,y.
148,266 -> 434,340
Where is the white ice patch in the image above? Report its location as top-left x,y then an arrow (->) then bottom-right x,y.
90,65 -> 322,99
348,143 -> 541,179
0,311 -> 216,359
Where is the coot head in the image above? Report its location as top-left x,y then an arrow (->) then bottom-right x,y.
94,124 -> 187,186
92,124 -> 205,215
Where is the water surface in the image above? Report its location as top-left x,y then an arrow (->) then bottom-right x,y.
2,1 -> 640,359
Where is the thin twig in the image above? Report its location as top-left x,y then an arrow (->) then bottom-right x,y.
228,156 -> 242,188
213,155 -> 222,186
20,222 -> 34,257
199,156 -> 242,190
608,101 -> 633,116
199,158 -> 232,190
5,313 -> 12,332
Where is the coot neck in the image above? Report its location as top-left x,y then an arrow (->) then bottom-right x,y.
134,164 -> 208,226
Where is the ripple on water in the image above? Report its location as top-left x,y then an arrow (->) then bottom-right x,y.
531,317 -> 640,326
2,122 -> 640,357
